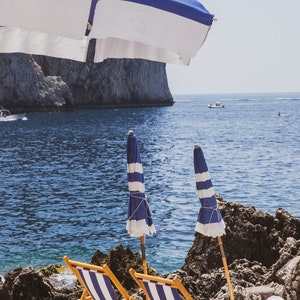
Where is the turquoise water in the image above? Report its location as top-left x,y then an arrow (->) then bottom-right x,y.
0,93 -> 299,276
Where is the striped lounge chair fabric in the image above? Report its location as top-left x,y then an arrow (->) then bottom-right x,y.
129,268 -> 192,300
63,256 -> 133,300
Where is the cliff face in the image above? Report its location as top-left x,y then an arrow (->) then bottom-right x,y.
0,41 -> 173,112
0,54 -> 74,112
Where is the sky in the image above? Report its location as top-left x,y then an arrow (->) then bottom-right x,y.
167,0 -> 300,95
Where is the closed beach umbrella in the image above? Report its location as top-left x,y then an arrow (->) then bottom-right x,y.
127,130 -> 156,274
194,145 -> 225,237
194,144 -> 234,300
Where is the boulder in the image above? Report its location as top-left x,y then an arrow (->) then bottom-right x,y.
0,267 -> 54,300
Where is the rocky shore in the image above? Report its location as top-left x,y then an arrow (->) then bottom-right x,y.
0,196 -> 299,300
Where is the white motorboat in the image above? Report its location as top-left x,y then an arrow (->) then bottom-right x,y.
0,106 -> 27,121
208,102 -> 224,108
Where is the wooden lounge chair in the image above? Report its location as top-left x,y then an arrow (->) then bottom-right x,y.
63,256 -> 133,300
129,268 -> 192,300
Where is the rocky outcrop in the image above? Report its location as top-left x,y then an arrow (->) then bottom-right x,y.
0,53 -> 73,113
0,41 -> 173,113
34,40 -> 173,109
0,266 -> 82,300
180,196 -> 300,299
1,198 -> 299,299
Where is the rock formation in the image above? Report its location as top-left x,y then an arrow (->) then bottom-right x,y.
0,53 -> 73,113
0,197 -> 299,299
180,196 -> 300,299
0,41 -> 173,113
34,40 -> 173,109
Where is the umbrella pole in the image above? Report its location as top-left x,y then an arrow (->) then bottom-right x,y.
140,235 -> 147,274
217,236 -> 234,300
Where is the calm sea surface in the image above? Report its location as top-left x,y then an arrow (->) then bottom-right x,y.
0,93 -> 299,276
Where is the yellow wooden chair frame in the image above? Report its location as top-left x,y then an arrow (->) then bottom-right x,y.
129,268 -> 192,300
64,256 -> 133,300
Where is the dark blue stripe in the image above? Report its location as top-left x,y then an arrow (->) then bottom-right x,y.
171,287 -> 181,300
197,206 -> 223,224
77,269 -> 105,300
88,0 -> 98,25
127,135 -> 142,164
127,194 -> 154,226
194,146 -> 209,173
127,172 -> 144,184
143,281 -> 155,300
89,272 -> 106,300
156,284 -> 167,300
102,274 -> 118,299
196,179 -> 213,191
199,196 -> 217,208
122,0 -> 214,25
77,268 -> 117,300
86,0 -> 98,35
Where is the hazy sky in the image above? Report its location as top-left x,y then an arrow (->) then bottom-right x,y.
167,0 -> 300,95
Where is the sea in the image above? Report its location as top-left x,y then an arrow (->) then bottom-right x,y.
0,92 -> 299,277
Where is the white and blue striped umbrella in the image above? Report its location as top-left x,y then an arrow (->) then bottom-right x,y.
194,144 -> 225,237
90,0 -> 215,64
126,130 -> 156,238
193,145 -> 234,299
0,0 -> 215,64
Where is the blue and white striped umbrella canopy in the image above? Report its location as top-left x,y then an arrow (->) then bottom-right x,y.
194,144 -> 225,237
0,0 -> 214,64
126,130 -> 156,237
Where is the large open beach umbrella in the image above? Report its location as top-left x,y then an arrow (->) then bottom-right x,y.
194,144 -> 234,300
126,130 -> 156,274
0,0 -> 91,61
0,0 -> 215,64
89,0 -> 215,65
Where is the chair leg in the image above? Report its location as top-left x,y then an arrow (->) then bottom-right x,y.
80,288 -> 90,300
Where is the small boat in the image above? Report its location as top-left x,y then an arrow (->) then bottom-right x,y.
0,106 -> 27,121
208,102 -> 224,108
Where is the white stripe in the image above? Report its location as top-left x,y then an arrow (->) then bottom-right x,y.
127,162 -> 143,174
94,38 -> 191,65
0,27 -> 89,61
81,269 -> 115,300
195,171 -> 211,182
126,220 -> 156,237
195,220 -> 226,237
90,0 -> 211,57
81,269 -> 101,300
95,272 -> 114,300
147,282 -> 160,299
163,285 -> 176,299
0,0 -> 90,39
128,181 -> 145,193
197,186 -> 215,199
